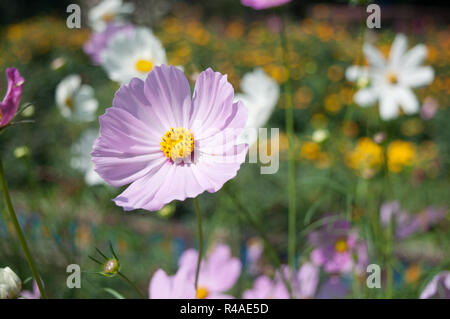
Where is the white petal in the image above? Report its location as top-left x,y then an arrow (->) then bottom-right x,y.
402,44 -> 427,69
354,87 -> 378,107
363,43 -> 386,69
400,66 -> 434,88
395,87 -> 419,115
388,34 -> 408,68
345,66 -> 369,82
379,90 -> 399,120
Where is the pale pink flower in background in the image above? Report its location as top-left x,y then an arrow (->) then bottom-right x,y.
0,68 -> 25,128
420,271 -> 450,299
92,65 -> 248,211
308,219 -> 368,274
149,266 -> 195,299
20,281 -> 41,299
241,0 -> 291,10
178,244 -> 242,299
243,275 -> 289,299
420,96 -> 439,120
83,23 -> 134,65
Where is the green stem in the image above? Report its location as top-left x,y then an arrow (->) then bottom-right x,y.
0,157 -> 47,299
118,271 -> 145,299
223,185 -> 293,297
280,13 -> 296,270
193,197 -> 203,290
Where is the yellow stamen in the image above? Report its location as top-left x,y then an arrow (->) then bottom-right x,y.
65,97 -> 74,110
160,127 -> 194,163
386,71 -> 398,84
335,239 -> 348,253
196,287 -> 209,299
102,12 -> 115,22
135,59 -> 153,73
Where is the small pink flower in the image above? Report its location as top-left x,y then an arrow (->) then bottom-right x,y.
178,244 -> 242,299
308,219 -> 368,275
92,65 -> 248,211
420,271 -> 450,299
83,23 -> 134,65
241,0 -> 291,10
20,281 -> 41,299
149,266 -> 196,299
243,275 -> 289,299
0,68 -> 25,127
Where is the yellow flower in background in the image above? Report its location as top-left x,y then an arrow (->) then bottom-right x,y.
387,140 -> 416,173
346,137 -> 383,178
301,141 -> 321,160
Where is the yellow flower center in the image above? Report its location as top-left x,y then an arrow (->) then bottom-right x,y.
65,97 -> 74,110
160,127 -> 194,163
135,59 -> 153,73
386,71 -> 398,84
196,287 -> 209,299
0,108 -> 2,120
335,239 -> 348,253
102,12 -> 115,22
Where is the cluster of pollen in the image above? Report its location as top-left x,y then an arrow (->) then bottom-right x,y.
160,127 -> 194,162
334,239 -> 348,253
196,287 -> 209,299
386,71 -> 398,84
135,59 -> 153,73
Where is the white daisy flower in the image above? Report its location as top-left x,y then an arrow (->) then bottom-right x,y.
0,267 -> 21,299
71,129 -> 105,186
88,0 -> 134,32
55,75 -> 98,122
235,68 -> 280,144
100,27 -> 167,84
346,33 -> 434,120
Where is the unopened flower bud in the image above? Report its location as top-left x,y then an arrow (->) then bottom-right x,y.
102,258 -> 120,277
0,267 -> 22,299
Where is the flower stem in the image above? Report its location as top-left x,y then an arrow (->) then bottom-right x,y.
0,157 -> 47,299
118,271 -> 145,299
280,13 -> 297,270
193,197 -> 203,290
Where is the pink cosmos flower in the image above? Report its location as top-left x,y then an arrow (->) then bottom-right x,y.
243,263 -> 319,299
308,219 -> 368,274
380,201 -> 447,239
20,281 -> 41,299
243,275 -> 289,299
83,23 -> 134,65
241,0 -> 291,10
178,243 -> 242,299
1,68 -> 25,127
149,266 -> 196,299
92,65 -> 248,211
420,271 -> 450,299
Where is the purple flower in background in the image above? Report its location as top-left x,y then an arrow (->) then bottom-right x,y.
84,23 -> 134,65
420,97 -> 439,120
91,65 -> 248,211
149,266 -> 195,299
246,237 -> 263,275
1,68 -> 25,127
380,201 -> 447,239
243,262 -> 319,299
293,262 -> 319,298
316,276 -> 349,299
380,201 -> 420,239
179,244 -> 241,299
241,0 -> 291,10
308,219 -> 368,274
20,281 -> 40,299
243,275 -> 289,299
420,271 -> 450,299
